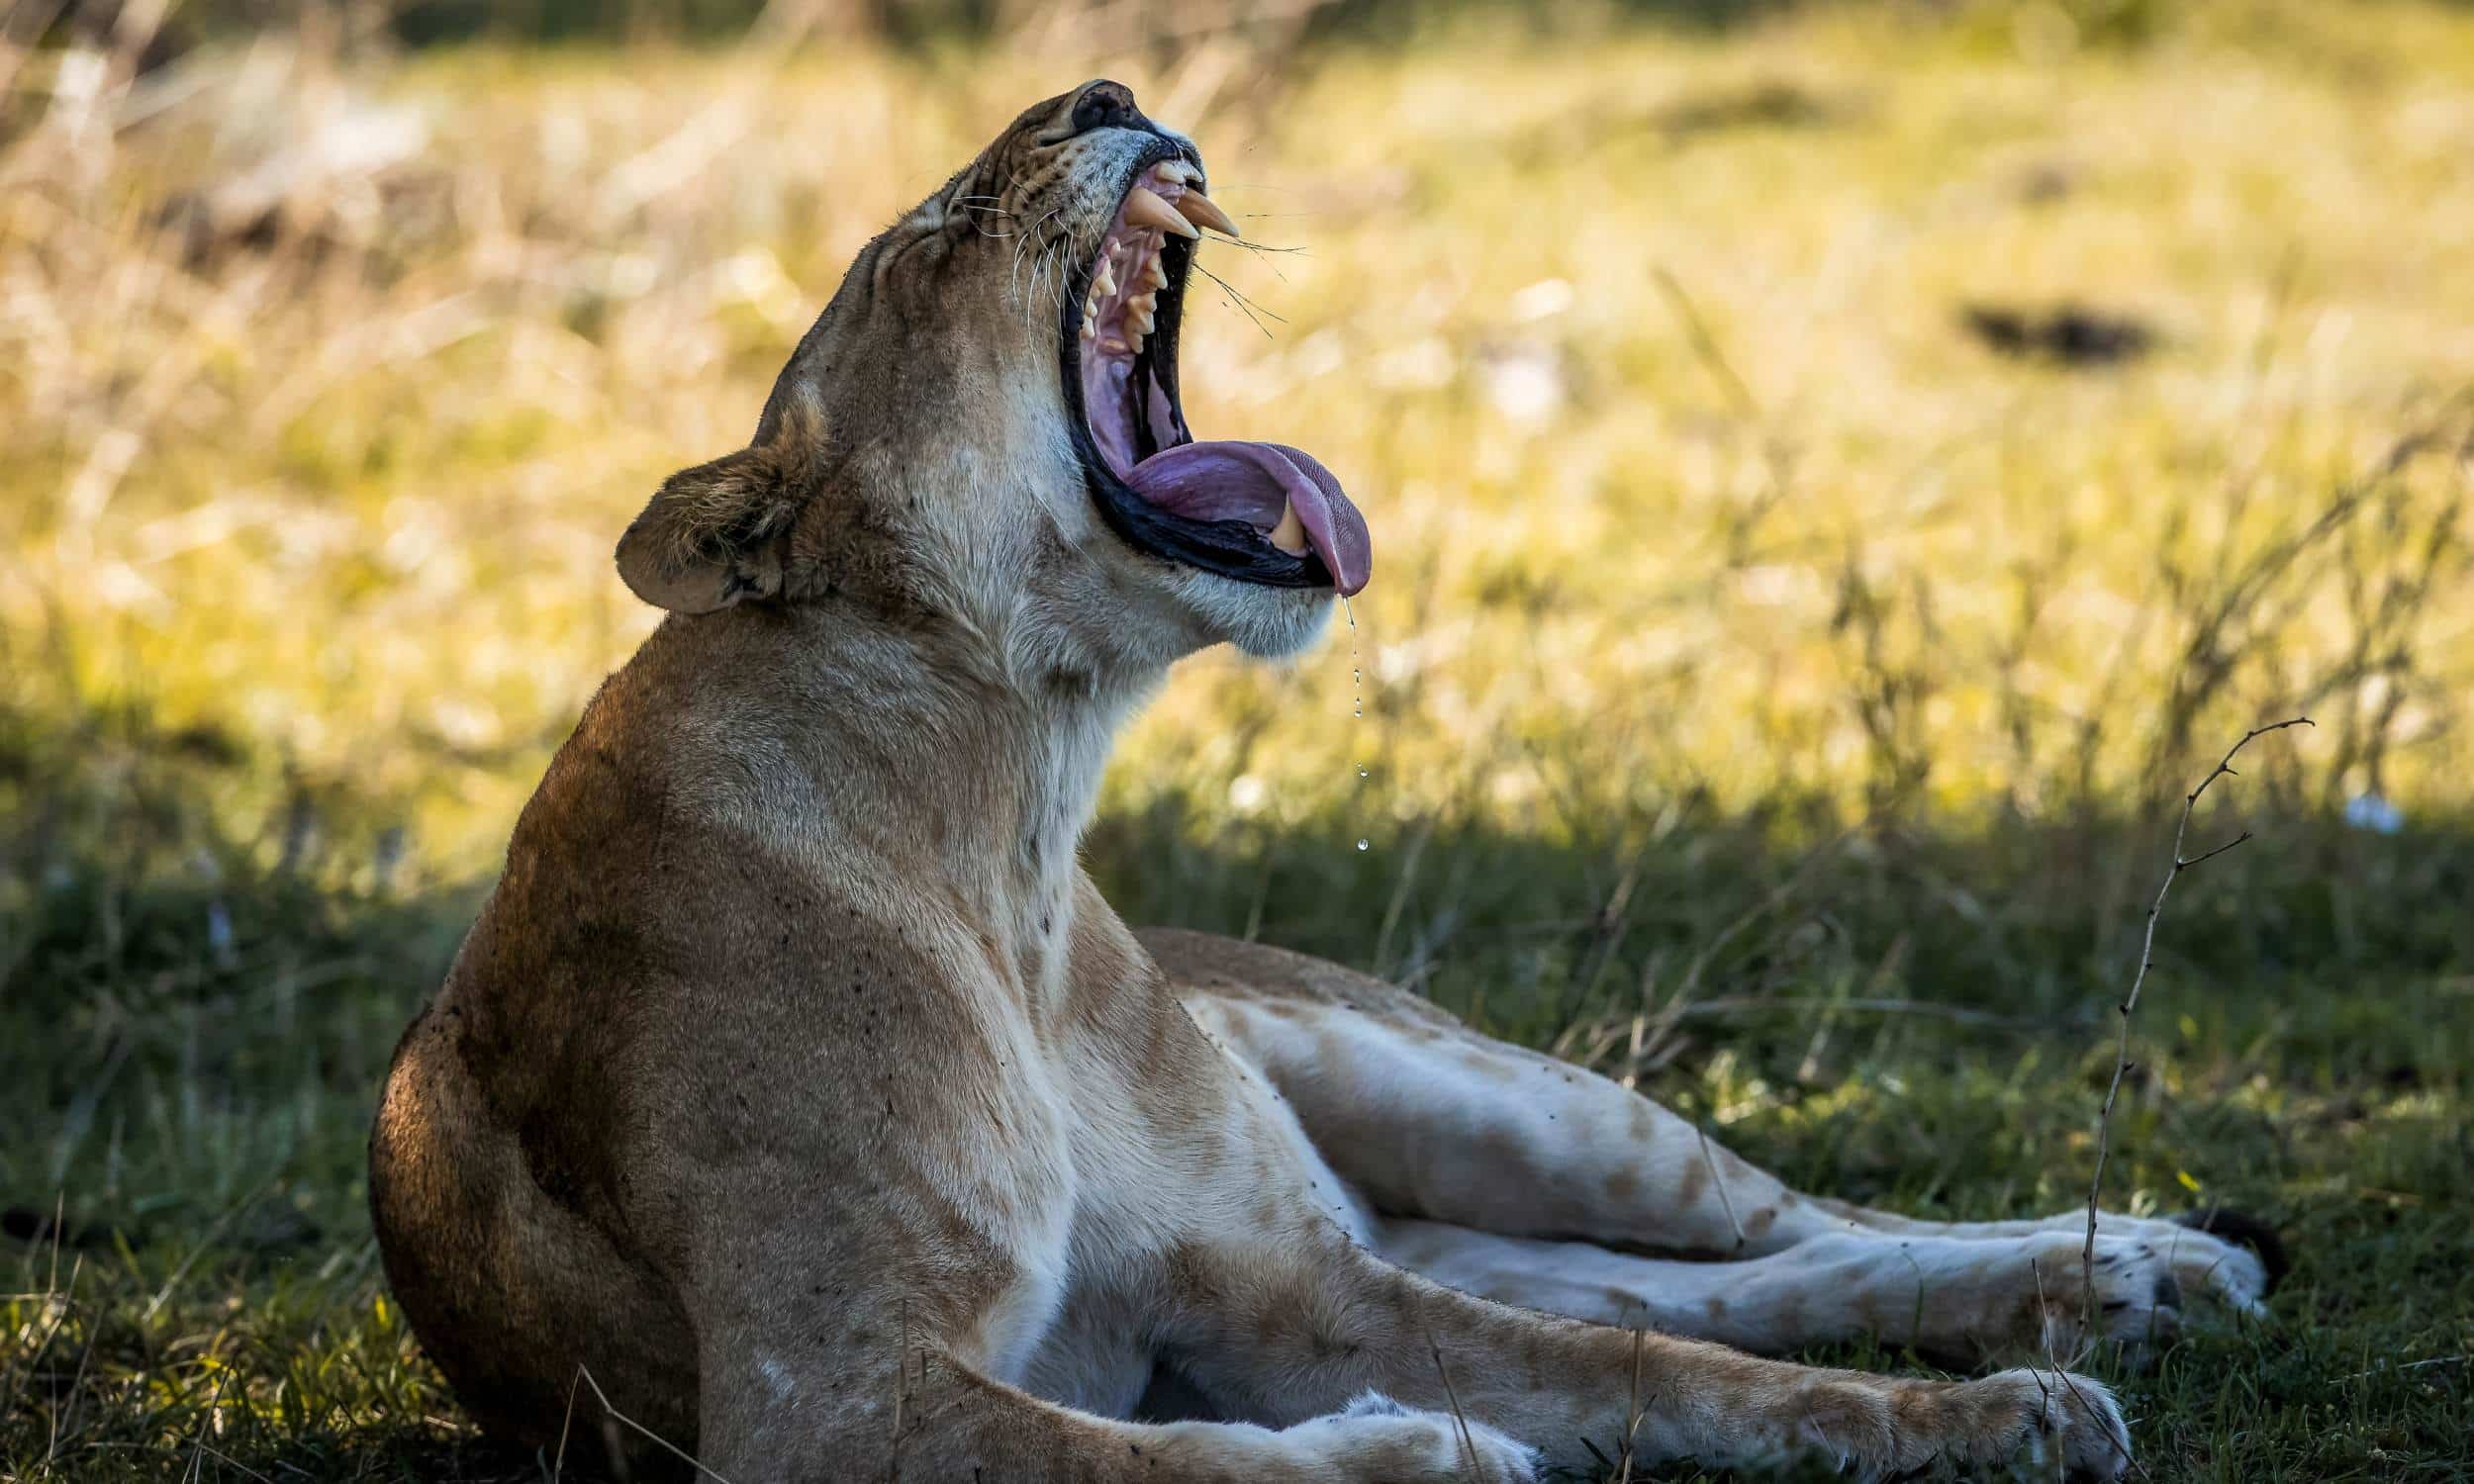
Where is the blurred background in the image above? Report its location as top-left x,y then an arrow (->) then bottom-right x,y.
4,0 -> 2470,1478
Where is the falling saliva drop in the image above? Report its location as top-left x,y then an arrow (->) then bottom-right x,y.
1344,599 -> 1370,855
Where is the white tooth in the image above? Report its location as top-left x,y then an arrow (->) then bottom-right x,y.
1101,337 -> 1130,355
1268,500 -> 1308,554
1081,311 -> 1095,340
1094,261 -> 1117,298
1174,189 -> 1240,238
1085,290 -> 1099,321
1123,185 -> 1199,239
1140,255 -> 1168,290
1127,291 -> 1156,333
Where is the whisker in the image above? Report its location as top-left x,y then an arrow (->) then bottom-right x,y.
955,201 -> 1021,242
1009,206 -> 1065,318
1212,236 -> 1309,255
1194,261 -> 1285,323
1203,235 -> 1300,286
1033,229 -> 1078,323
1191,261 -> 1282,338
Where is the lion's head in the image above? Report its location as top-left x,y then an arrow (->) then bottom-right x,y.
616,80 -> 1369,670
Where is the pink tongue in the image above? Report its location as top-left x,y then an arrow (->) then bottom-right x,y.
1124,441 -> 1372,597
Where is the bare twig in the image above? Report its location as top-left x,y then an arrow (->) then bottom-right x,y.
2080,717 -> 2313,1340
1421,1322 -> 1483,1480
1693,1122 -> 1748,1252
2032,1256 -> 2150,1482
570,1366 -> 740,1484
1614,1326 -> 1648,1484
889,1295 -> 910,1483
552,1366 -> 582,1480
2345,1353 -> 2468,1380
195,1445 -> 279,1484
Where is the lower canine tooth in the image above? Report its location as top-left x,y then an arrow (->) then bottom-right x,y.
1268,501 -> 1308,554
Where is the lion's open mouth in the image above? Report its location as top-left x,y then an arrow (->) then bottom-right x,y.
1061,154 -> 1371,596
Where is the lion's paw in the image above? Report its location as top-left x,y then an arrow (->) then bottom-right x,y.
1951,1367 -> 2134,1481
1278,1392 -> 1542,1482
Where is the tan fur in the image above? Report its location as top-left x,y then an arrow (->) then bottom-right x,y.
367,83 -> 2260,1482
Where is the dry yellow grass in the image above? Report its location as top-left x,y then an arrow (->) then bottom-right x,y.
6,0 -> 2472,882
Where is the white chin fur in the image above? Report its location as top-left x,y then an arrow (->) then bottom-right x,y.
1171,566 -> 1334,659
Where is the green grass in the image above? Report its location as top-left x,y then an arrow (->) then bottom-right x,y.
6,699 -> 2470,1479
7,0 -> 2474,1477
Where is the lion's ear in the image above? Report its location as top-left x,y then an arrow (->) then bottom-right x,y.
616,443 -> 807,614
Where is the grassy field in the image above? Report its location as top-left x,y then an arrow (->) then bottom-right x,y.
6,1 -> 2473,1478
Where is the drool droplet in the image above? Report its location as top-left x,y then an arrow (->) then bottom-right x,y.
1355,838 -> 1371,852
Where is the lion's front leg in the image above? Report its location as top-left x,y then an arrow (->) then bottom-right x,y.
1804,1198 -> 2279,1322
1379,1219 -> 2207,1369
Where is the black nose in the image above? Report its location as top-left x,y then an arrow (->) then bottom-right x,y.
1070,81 -> 1145,138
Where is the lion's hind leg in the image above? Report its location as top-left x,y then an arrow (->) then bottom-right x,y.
1152,927 -> 2272,1365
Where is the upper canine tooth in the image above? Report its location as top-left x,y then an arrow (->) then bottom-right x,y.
1174,190 -> 1240,238
1124,185 -> 1199,239
1268,500 -> 1308,554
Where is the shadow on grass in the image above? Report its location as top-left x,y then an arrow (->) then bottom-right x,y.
4,698 -> 2470,1479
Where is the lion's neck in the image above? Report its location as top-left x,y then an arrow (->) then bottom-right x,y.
647,605 -> 1157,1004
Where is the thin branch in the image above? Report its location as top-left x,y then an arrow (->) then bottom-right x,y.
570,1366 -> 740,1484
1693,1122 -> 1748,1252
2080,716 -> 2313,1341
1421,1321 -> 1483,1480
1614,1327 -> 1648,1484
2031,1257 -> 2152,1484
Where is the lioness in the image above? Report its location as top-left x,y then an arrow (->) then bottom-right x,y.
370,82 -> 2275,1481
